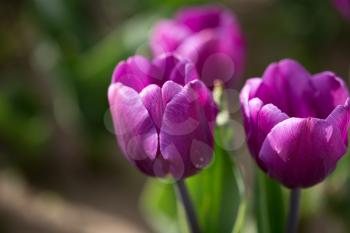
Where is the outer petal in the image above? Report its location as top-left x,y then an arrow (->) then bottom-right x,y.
150,20 -> 191,56
169,59 -> 198,85
326,98 -> 350,146
260,117 -> 347,188
108,83 -> 158,163
219,10 -> 246,78
139,84 -> 164,131
112,56 -> 160,92
239,78 -> 263,133
162,80 -> 183,105
176,6 -> 222,32
177,31 -> 236,88
152,54 -> 199,86
312,71 -> 349,118
246,100 -> 289,170
255,59 -> 316,118
160,80 -> 217,179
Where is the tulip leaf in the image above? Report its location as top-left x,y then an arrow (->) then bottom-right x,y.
141,179 -> 180,233
141,128 -> 245,233
255,169 -> 285,233
185,140 -> 244,233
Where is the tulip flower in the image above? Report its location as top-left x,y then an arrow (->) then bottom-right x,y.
108,54 -> 218,180
150,5 -> 245,89
240,59 -> 349,188
333,0 -> 350,21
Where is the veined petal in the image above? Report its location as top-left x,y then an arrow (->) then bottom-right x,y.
326,98 -> 350,146
312,71 -> 349,118
140,84 -> 164,131
108,83 -> 158,161
239,78 -> 263,133
255,59 -> 316,118
160,80 -> 216,178
260,117 -> 347,188
245,98 -> 289,170
162,80 -> 183,105
169,59 -> 198,85
153,54 -> 182,85
112,56 -> 160,92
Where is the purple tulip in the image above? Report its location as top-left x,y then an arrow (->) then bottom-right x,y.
108,54 -> 218,179
240,59 -> 350,188
150,5 -> 245,89
333,0 -> 350,21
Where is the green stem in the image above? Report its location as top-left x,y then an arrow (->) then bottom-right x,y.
285,189 -> 300,233
175,180 -> 201,233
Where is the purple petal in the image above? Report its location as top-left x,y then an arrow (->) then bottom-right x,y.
176,6 -> 222,32
217,10 -> 246,79
326,98 -> 350,145
260,117 -> 347,188
140,84 -> 164,131
112,56 -> 160,92
169,59 -> 199,85
255,59 -> 316,118
162,80 -> 183,104
108,83 -> 158,162
312,71 -> 349,118
239,78 -> 263,133
160,80 -> 216,179
152,54 -> 181,84
150,20 -> 191,56
246,100 -> 289,170
134,156 -> 170,178
177,31 -> 236,88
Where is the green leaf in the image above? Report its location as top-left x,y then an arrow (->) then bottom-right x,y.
141,179 -> 180,233
255,169 -> 285,233
140,127 -> 245,233
186,139 -> 244,233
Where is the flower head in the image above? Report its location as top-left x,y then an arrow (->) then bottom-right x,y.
240,59 -> 350,188
150,5 -> 245,89
108,54 -> 218,179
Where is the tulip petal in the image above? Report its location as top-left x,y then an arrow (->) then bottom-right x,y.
169,60 -> 198,85
140,84 -> 164,131
108,83 -> 158,161
112,56 -> 160,92
176,6 -> 222,32
177,31 -> 235,88
247,99 -> 289,170
150,20 -> 191,56
255,59 -> 316,117
134,155 -> 170,178
326,98 -> 350,145
153,54 -> 181,84
160,80 -> 216,178
312,71 -> 349,118
239,78 -> 263,133
162,80 -> 183,104
260,117 -> 347,188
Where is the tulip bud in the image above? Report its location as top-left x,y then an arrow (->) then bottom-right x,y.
150,5 -> 245,89
240,59 -> 350,188
108,54 -> 218,179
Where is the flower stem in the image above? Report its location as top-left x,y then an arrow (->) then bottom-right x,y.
175,180 -> 201,233
285,188 -> 300,233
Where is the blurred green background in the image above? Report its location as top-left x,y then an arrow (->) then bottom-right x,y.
0,0 -> 349,233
